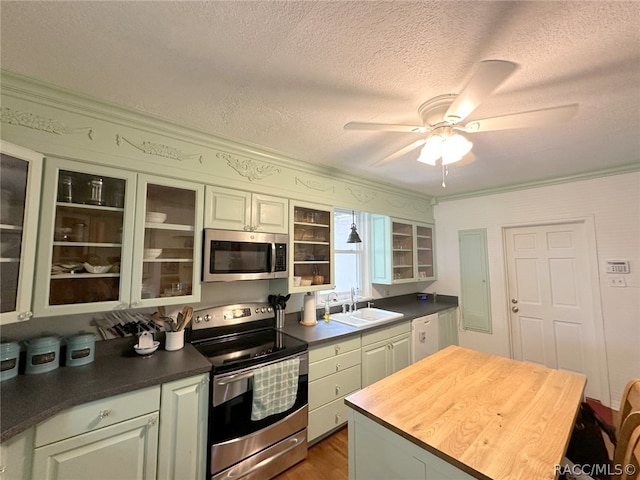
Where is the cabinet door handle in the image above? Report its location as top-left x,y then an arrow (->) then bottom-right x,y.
99,409 -> 111,419
243,225 -> 251,231
148,416 -> 158,426
335,363 -> 341,371
18,311 -> 33,320
334,345 -> 341,354
335,385 -> 341,395
335,413 -> 341,424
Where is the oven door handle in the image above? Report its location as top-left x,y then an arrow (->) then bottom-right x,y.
216,370 -> 254,385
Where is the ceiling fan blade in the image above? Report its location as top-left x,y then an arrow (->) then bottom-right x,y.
373,139 -> 427,166
344,122 -> 427,133
462,104 -> 579,132
445,60 -> 518,124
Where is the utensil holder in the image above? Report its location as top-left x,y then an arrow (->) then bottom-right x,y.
276,309 -> 285,329
165,330 -> 184,351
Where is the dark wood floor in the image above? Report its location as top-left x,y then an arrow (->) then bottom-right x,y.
275,427 -> 348,480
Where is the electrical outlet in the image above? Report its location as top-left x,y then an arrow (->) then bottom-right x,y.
608,277 -> 626,287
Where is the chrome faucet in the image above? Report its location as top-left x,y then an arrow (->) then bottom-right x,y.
326,292 -> 339,315
350,287 -> 358,312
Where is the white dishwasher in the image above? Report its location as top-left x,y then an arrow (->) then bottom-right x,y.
411,314 -> 439,363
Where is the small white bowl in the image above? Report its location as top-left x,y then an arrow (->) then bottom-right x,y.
134,341 -> 160,356
83,263 -> 112,274
144,248 -> 162,259
145,212 -> 167,223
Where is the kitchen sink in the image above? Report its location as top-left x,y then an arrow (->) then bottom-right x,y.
330,307 -> 404,328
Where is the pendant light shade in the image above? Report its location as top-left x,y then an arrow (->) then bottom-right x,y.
346,210 -> 362,244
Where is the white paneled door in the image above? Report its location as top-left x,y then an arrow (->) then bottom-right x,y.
504,221 -> 607,401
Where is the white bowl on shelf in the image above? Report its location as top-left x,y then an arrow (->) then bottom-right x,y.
144,248 -> 162,259
82,263 -> 112,274
145,212 -> 167,223
134,341 -> 160,356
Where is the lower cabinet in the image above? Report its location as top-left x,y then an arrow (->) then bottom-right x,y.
0,427 -> 34,480
157,374 -> 209,480
3,374 -> 209,480
308,336 -> 361,444
32,386 -> 160,480
438,308 -> 459,350
361,322 -> 411,388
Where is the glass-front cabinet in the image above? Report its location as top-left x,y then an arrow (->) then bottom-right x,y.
371,215 -> 436,284
34,159 -> 202,316
289,202 -> 334,292
131,175 -> 203,307
0,141 -> 43,324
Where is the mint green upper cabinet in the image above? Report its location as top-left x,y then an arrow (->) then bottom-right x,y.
131,175 -> 203,309
204,185 -> 288,233
34,158 -> 138,316
34,158 -> 202,316
289,201 -> 334,292
0,141 -> 42,325
371,215 -> 436,284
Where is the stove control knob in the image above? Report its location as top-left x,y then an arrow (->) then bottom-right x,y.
267,307 -> 273,313
260,307 -> 266,313
204,314 -> 212,322
195,315 -> 202,324
255,308 -> 261,313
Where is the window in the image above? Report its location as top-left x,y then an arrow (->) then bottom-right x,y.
317,208 -> 370,306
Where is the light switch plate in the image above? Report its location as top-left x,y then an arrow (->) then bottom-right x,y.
608,277 -> 626,287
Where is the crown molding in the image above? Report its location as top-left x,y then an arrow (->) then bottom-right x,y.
0,69 -> 431,204
433,162 -> 640,204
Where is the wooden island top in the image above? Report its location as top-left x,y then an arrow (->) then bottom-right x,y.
344,345 -> 586,480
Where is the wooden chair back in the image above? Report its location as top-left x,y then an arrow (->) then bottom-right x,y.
619,418 -> 640,480
615,411 -> 640,478
618,379 -> 640,436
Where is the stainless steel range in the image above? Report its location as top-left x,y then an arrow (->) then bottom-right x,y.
190,302 -> 308,480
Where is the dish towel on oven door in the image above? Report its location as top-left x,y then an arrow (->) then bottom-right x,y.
251,357 -> 300,421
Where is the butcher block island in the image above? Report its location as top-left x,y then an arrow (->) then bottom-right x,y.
344,346 -> 586,480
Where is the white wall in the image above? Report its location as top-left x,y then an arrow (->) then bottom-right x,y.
432,172 -> 640,408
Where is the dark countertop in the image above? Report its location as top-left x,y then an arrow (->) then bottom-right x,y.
1,293 -> 457,443
1,337 -> 211,442
282,294 -> 458,347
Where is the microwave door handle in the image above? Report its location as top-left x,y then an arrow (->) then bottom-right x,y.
270,242 -> 276,274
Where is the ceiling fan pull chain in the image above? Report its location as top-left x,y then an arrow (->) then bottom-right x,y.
441,164 -> 449,188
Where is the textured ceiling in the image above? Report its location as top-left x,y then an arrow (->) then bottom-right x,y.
1,1 -> 639,197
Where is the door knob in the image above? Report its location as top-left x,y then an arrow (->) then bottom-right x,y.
511,299 -> 518,304
512,306 -> 519,313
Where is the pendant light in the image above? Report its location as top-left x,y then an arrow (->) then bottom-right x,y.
346,210 -> 362,244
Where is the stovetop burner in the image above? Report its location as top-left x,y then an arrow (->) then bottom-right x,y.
189,302 -> 307,373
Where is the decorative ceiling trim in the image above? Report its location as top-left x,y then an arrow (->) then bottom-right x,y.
346,185 -> 376,204
295,176 -> 335,193
218,152 -> 280,182
116,134 -> 203,163
1,107 -> 93,139
385,198 -> 408,209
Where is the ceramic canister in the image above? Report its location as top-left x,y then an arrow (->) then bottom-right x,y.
65,333 -> 96,366
24,336 -> 61,374
1,341 -> 20,381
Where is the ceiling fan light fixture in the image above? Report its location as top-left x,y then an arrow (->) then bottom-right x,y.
417,131 -> 472,166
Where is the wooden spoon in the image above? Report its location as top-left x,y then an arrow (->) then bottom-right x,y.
178,306 -> 193,331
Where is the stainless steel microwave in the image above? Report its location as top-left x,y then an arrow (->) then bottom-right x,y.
202,229 -> 288,282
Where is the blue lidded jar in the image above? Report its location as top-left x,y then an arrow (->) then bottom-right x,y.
1,341 -> 20,381
24,336 -> 60,374
65,333 -> 96,367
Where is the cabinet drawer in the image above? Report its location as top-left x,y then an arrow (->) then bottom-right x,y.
309,336 -> 361,363
309,364 -> 361,411
309,396 -> 350,443
35,385 -> 160,447
362,321 -> 410,346
310,349 -> 360,381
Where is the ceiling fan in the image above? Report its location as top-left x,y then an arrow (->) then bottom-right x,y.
344,60 -> 578,184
